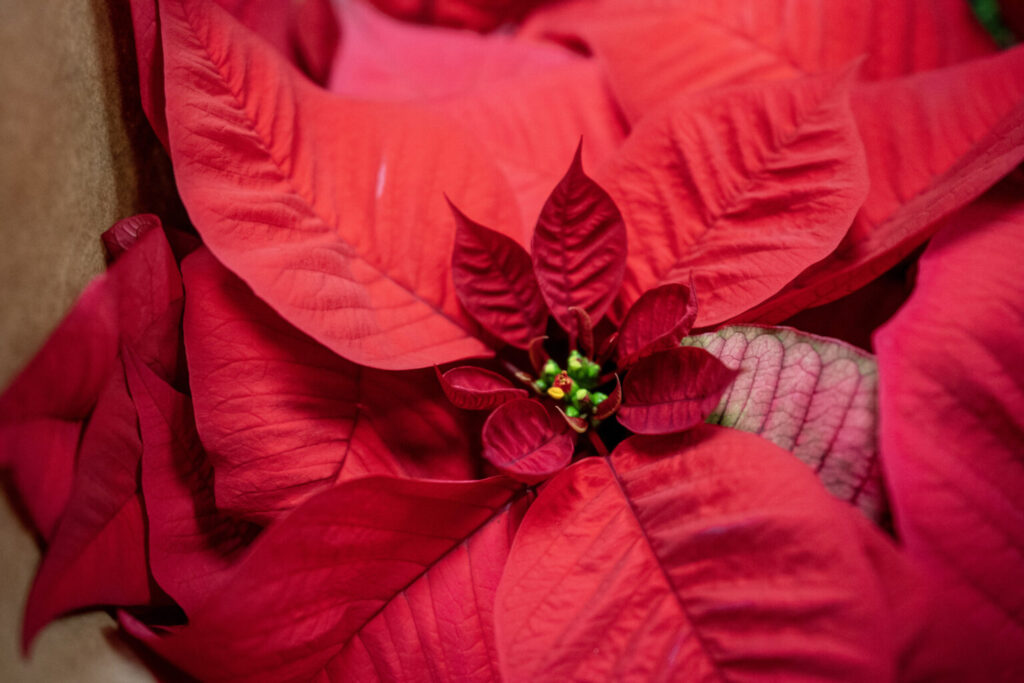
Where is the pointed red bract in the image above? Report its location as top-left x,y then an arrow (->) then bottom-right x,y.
618,347 -> 736,434
450,201 -> 548,348
482,399 -> 575,483
495,425 -> 913,681
875,193 -> 1024,678
746,47 -> 1024,321
684,325 -> 884,521
616,281 -> 697,368
126,349 -> 261,616
22,368 -> 152,650
183,249 -> 478,523
438,366 -> 527,410
158,0 -> 521,369
120,476 -> 525,682
600,69 -> 868,327
18,223 -> 183,644
532,145 -> 627,331
522,0 -> 994,122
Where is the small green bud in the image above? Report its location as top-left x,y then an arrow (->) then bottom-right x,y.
533,379 -> 547,393
541,359 -> 560,382
565,405 -> 580,418
586,361 -> 600,378
591,391 -> 608,406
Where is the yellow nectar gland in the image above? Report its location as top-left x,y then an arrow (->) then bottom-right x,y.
547,386 -> 566,400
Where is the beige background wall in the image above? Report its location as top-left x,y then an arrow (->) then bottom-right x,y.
0,1 -> 182,679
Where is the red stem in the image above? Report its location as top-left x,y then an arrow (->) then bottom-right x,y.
587,429 -> 609,458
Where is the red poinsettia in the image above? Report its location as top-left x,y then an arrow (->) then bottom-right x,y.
3,0 -> 1024,680
439,145 -> 736,481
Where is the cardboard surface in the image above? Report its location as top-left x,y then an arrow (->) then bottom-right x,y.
0,1 -> 181,679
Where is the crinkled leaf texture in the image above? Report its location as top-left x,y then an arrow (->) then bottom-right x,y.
12,223 -> 183,647
121,476 -> 527,682
618,348 -> 736,435
184,248 -> 479,524
532,145 -> 627,330
875,193 -> 1024,678
438,366 -> 527,410
617,281 -> 698,367
482,399 -> 575,483
129,0 -> 339,148
683,325 -> 884,522
450,202 -> 548,347
746,46 -> 1024,321
521,0 -> 995,123
126,348 -> 261,617
159,0 -> 521,369
599,68 -> 868,327
495,425 -> 915,681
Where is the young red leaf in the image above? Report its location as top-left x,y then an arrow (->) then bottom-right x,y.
126,348 -> 261,616
450,200 -> 549,348
618,347 -> 736,434
683,325 -> 883,522
616,281 -> 697,367
875,194 -> 1024,678
745,47 -> 1024,322
495,425 -> 912,681
437,366 -> 528,410
157,0 -> 521,369
523,0 -> 995,123
183,249 -> 479,523
120,476 -> 526,682
599,68 -> 868,327
532,144 -> 627,331
482,399 -> 575,483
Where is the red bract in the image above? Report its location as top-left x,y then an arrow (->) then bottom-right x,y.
598,66 -> 869,326
496,426 -> 919,681
7,219 -> 183,648
8,0 -> 1024,678
184,248 -> 481,523
875,191 -> 1024,677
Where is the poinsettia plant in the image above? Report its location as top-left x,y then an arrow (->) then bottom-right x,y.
2,0 -> 1024,680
